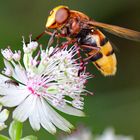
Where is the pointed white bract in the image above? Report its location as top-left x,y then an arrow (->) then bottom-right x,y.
0,37 -> 91,133
0,105 -> 9,131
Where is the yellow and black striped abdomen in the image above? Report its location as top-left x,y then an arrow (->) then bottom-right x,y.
89,30 -> 117,76
78,28 -> 117,76
93,40 -> 117,76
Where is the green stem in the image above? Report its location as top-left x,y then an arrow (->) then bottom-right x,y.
15,121 -> 23,140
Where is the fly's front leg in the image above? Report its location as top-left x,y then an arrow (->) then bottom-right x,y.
34,30 -> 56,42
60,38 -> 76,47
34,31 -> 46,41
47,30 -> 58,47
34,29 -> 62,42
77,52 -> 86,76
45,29 -> 71,48
49,38 -> 76,57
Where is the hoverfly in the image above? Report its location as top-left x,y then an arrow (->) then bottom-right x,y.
36,5 -> 140,76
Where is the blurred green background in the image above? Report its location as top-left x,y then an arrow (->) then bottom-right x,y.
0,0 -> 140,139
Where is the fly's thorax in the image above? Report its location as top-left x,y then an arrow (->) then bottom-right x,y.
59,18 -> 86,37
77,28 -> 99,47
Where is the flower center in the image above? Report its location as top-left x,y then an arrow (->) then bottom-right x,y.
27,75 -> 48,96
28,87 -> 35,94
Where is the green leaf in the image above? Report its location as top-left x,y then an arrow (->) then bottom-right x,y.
9,120 -> 23,140
0,135 -> 10,140
21,135 -> 38,140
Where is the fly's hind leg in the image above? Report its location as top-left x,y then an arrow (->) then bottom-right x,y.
77,53 -> 86,76
81,45 -> 100,62
77,44 -> 100,76
75,45 -> 86,76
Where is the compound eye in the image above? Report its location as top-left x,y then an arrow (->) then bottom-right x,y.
55,8 -> 69,24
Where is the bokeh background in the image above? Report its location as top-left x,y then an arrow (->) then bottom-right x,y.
0,0 -> 140,139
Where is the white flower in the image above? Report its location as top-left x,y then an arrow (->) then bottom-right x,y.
0,37 -> 91,134
1,47 -> 13,61
95,128 -> 134,140
13,50 -> 21,61
59,126 -> 92,140
2,67 -> 13,77
60,127 -> 134,140
0,105 -> 9,131
22,36 -> 38,53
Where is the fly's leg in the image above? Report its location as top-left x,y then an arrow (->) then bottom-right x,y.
49,41 -> 68,57
34,29 -> 69,42
33,29 -> 55,41
74,44 -> 86,76
77,51 -> 86,76
33,29 -> 59,43
47,30 -> 58,47
34,31 -> 46,41
25,32 -> 46,44
81,45 -> 100,62
60,38 -> 77,47
49,39 -> 76,57
77,45 -> 100,76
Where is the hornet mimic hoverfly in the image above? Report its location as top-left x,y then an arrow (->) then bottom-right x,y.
36,5 -> 140,76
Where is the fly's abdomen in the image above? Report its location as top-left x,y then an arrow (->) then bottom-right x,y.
93,40 -> 117,76
78,28 -> 117,76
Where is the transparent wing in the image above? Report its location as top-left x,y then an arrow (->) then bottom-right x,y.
88,21 -> 140,42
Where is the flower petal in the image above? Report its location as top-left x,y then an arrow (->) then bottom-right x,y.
0,89 -> 29,107
3,59 -> 14,74
0,74 -> 15,96
50,102 -> 85,117
37,98 -> 56,134
41,98 -> 73,132
13,65 -> 28,84
3,60 -> 27,84
0,74 -> 9,85
13,94 -> 37,122
29,97 -> 41,131
0,85 -> 25,95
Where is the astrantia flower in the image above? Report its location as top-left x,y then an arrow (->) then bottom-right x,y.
0,37 -> 91,134
0,105 -> 9,131
59,126 -> 134,140
59,126 -> 93,140
95,128 -> 134,140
